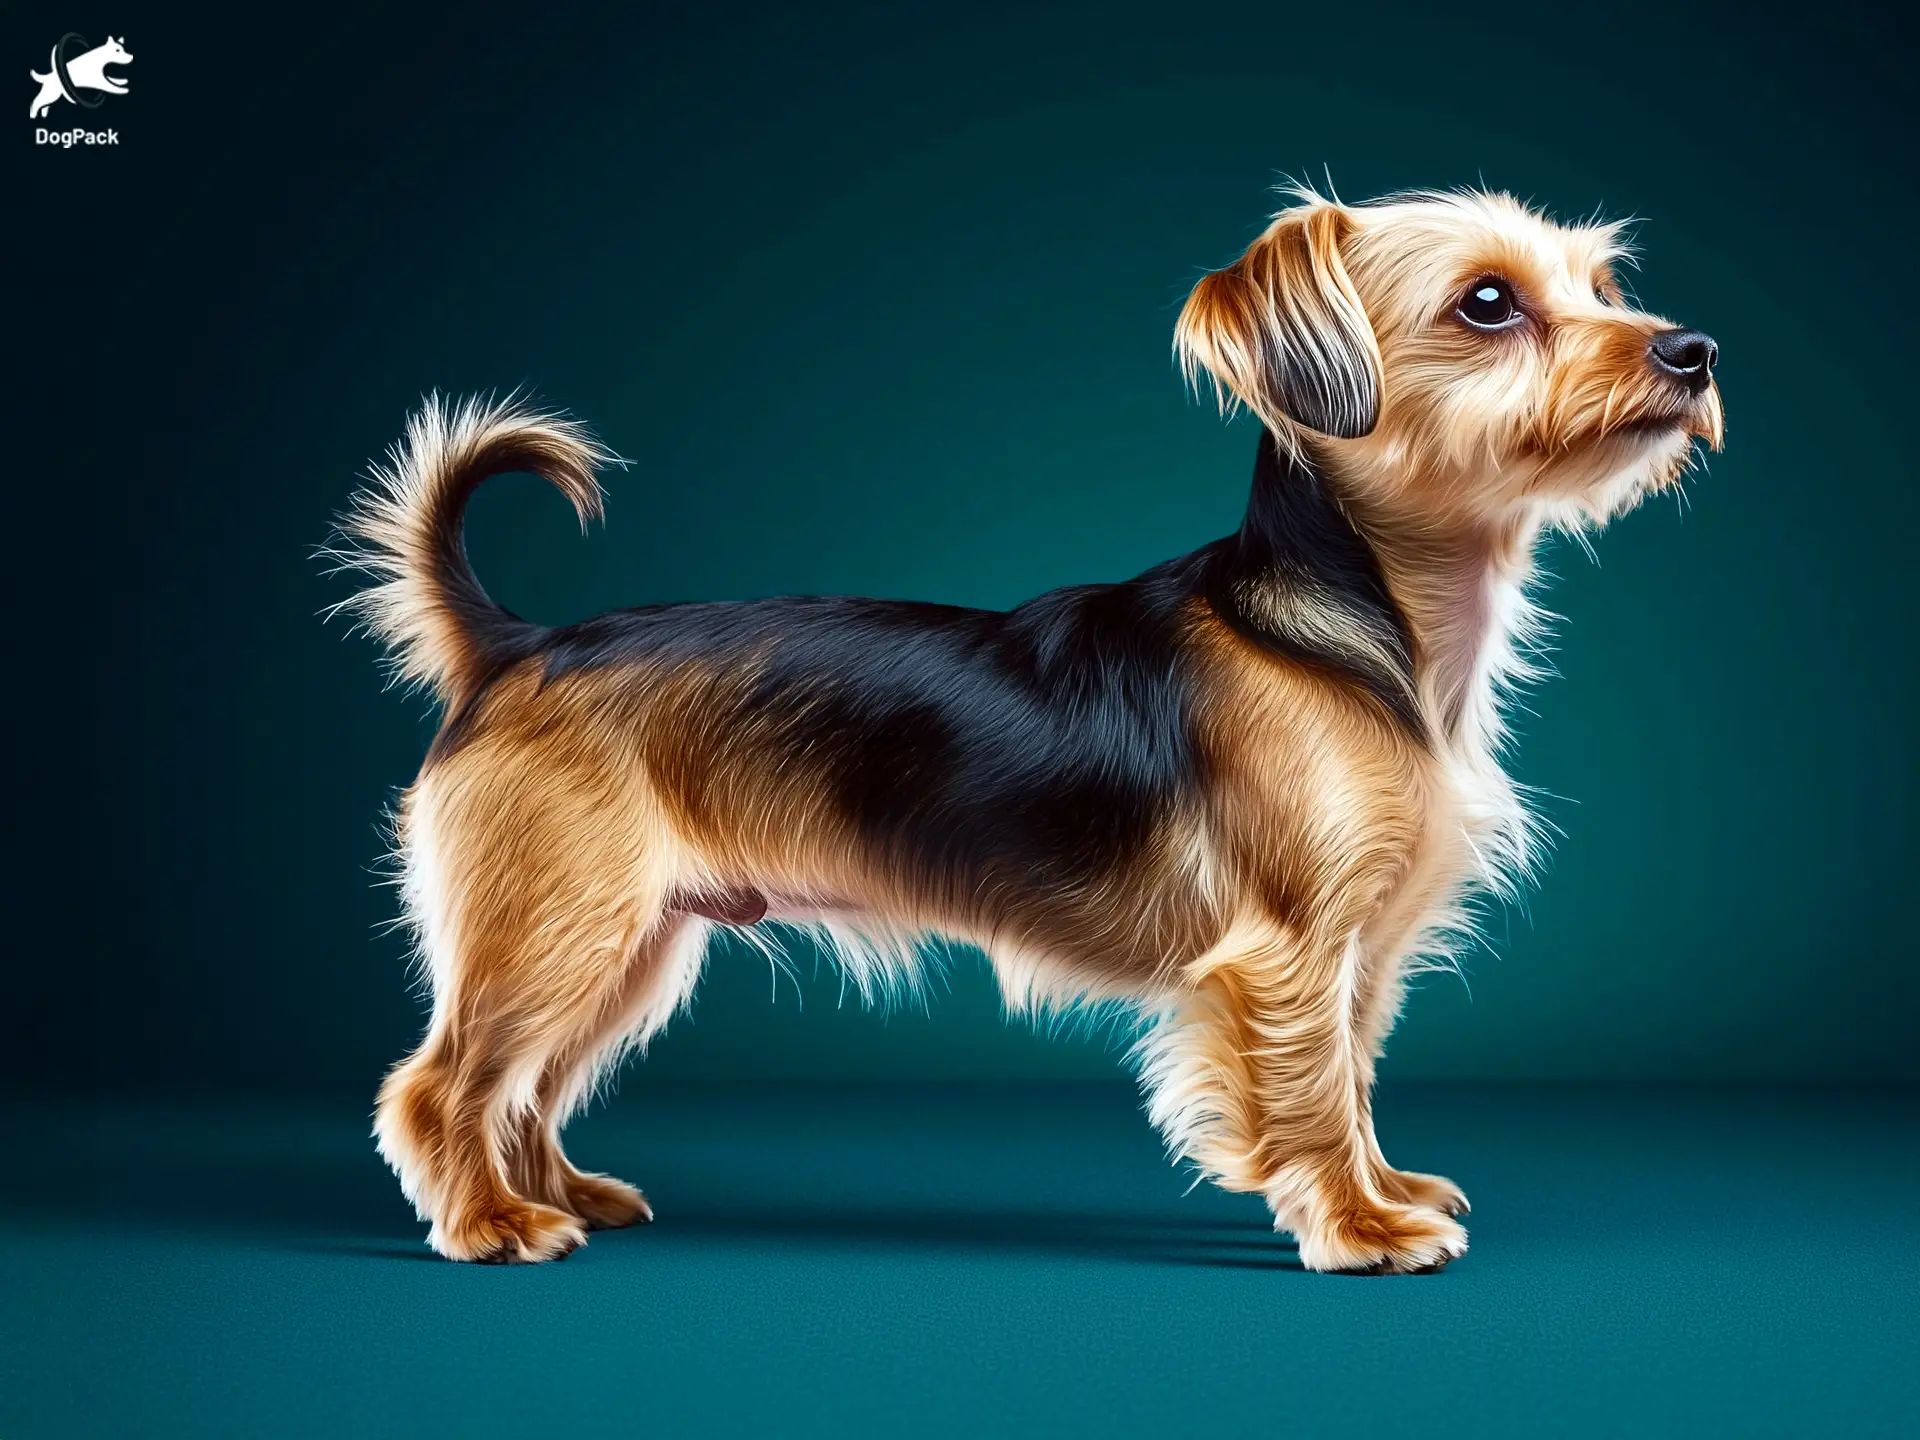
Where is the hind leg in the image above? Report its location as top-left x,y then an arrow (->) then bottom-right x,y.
373,759 -> 683,1262
378,1038 -> 588,1263
513,1130 -> 653,1232
507,915 -> 712,1229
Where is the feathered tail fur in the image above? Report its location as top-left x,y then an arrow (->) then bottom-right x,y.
326,394 -> 616,708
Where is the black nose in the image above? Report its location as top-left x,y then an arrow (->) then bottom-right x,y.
1648,328 -> 1719,393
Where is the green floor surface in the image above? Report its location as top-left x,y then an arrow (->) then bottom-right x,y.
2,1083 -> 1913,1437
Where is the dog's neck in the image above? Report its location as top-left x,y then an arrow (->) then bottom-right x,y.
1206,433 -> 1422,733
1216,432 -> 1546,760
1318,447 -> 1548,764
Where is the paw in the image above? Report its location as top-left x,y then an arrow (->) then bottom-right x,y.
431,1200 -> 587,1263
1297,1203 -> 1468,1275
564,1172 -> 653,1231
1377,1166 -> 1470,1218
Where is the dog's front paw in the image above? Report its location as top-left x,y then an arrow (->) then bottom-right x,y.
1377,1166 -> 1469,1217
1296,1202 -> 1467,1275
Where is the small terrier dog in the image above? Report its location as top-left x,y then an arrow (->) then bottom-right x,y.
335,186 -> 1723,1270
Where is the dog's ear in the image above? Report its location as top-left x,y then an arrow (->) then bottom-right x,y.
1175,200 -> 1381,440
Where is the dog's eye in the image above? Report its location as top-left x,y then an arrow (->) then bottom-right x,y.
1458,279 -> 1521,330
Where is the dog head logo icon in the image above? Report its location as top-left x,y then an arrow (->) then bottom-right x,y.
29,33 -> 132,119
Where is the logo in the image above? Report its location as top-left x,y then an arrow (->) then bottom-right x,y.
29,33 -> 132,141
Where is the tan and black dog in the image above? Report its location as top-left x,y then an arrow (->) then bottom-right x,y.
332,185 -> 1723,1270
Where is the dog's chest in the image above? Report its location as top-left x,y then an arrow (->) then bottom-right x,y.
1409,671 -> 1539,918
1417,561 -> 1542,897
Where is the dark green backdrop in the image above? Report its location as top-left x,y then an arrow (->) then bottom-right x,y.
8,0 -> 1915,1098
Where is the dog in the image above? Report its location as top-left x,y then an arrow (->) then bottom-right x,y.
28,35 -> 131,119
332,185 -> 1723,1270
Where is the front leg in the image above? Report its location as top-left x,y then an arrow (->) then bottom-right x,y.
1140,918 -> 1467,1274
1352,908 -> 1471,1219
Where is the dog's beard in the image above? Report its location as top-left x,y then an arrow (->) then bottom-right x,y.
1533,424 -> 1698,525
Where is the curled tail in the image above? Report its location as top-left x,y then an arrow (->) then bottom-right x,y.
326,394 -> 615,708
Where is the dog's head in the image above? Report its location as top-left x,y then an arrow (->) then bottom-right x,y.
1176,187 -> 1723,530
99,36 -> 133,65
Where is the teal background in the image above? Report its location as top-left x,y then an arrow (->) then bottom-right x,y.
6,2 -> 1918,1437
7,0 -> 1917,1098
15,0 -> 1920,1098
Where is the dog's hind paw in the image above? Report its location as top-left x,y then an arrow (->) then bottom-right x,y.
1297,1203 -> 1468,1276
1377,1166 -> 1470,1217
564,1172 -> 653,1231
430,1201 -> 587,1263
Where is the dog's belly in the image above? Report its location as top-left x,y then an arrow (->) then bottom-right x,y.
654,761 -> 1231,992
670,820 -> 1230,991
675,883 -> 1222,1006
677,888 -> 770,926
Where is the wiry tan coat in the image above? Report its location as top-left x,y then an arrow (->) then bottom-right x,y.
331,186 -> 1722,1271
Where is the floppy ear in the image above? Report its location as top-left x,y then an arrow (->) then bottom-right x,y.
1175,201 -> 1382,440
